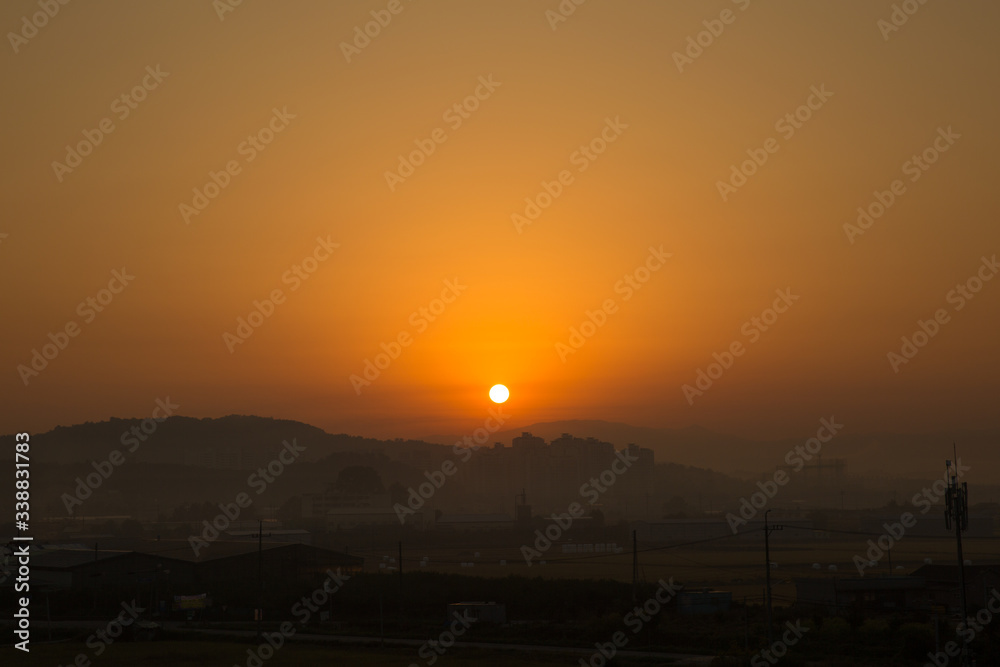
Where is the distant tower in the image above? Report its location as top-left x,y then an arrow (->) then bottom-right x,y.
515,488 -> 531,525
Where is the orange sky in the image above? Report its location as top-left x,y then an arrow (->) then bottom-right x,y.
2,0 -> 998,440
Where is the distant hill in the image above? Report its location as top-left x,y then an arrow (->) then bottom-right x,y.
5,414 -> 997,485
0,415 -> 445,468
0,415 -> 456,519
5,415 -> 999,523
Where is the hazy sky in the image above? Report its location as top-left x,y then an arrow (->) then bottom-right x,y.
2,0 -> 998,440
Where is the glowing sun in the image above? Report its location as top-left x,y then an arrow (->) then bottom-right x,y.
489,384 -> 509,403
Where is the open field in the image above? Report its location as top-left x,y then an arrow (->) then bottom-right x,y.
20,639 -> 683,667
16,637 -> 914,666
358,536 -> 999,603
14,632 -> 945,667
9,537 -> 994,666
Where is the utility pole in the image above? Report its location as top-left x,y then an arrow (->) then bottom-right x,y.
764,509 -> 783,647
945,453 -> 970,667
257,519 -> 263,642
379,589 -> 385,648
93,543 -> 99,611
632,530 -> 638,603
255,519 -> 271,642
743,596 -> 749,652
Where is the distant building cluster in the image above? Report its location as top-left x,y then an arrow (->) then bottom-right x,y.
298,432 -> 655,529
461,432 -> 655,516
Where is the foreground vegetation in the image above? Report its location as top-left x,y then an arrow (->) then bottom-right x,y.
22,640 -> 576,667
